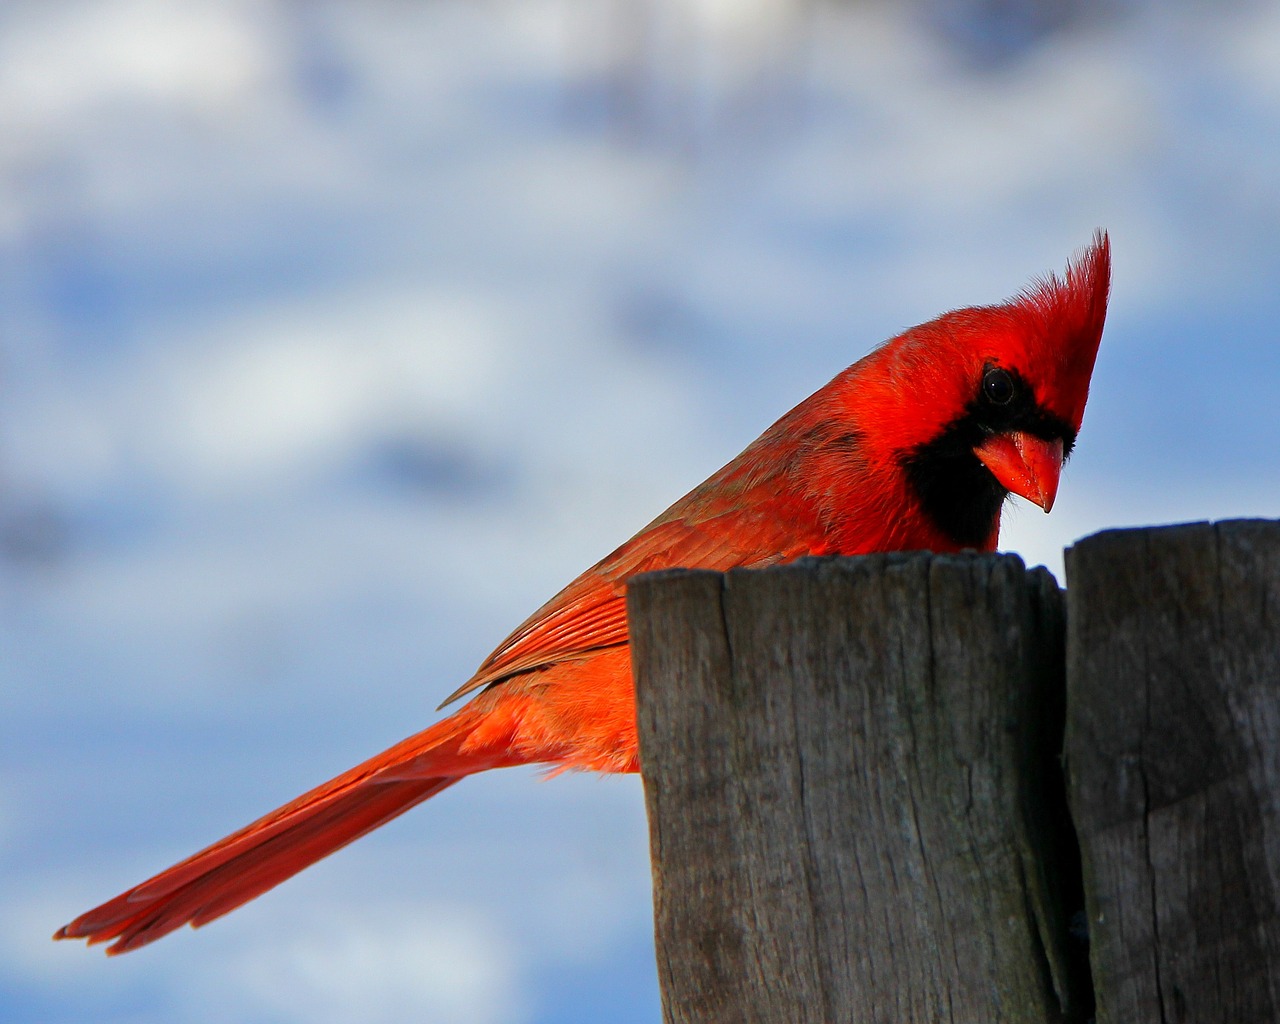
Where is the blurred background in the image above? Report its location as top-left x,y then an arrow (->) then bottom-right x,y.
2,0 -> 1278,1021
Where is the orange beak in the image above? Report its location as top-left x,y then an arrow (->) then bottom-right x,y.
973,432 -> 1064,513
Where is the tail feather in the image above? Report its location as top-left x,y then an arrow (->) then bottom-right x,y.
56,708 -> 488,955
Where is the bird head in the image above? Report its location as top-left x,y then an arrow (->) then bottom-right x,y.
846,233 -> 1111,549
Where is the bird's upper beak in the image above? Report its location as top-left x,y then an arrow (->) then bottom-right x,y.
973,431 -> 1064,513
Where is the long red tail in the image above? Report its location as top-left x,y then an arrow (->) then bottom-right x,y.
55,704 -> 496,954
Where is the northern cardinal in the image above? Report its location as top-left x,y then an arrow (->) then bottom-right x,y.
57,233 -> 1110,954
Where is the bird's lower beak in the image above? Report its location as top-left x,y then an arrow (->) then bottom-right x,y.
973,432 -> 1064,513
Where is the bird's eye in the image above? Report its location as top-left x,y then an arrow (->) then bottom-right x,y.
982,367 -> 1015,406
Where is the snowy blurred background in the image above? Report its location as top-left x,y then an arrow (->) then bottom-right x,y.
3,0 -> 1278,1021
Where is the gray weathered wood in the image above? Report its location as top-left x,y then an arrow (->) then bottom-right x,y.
630,552 -> 1081,1024
1066,519 -> 1280,1024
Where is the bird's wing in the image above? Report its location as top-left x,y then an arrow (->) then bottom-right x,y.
438,505 -> 817,707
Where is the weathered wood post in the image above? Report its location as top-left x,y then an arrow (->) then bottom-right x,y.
629,552 -> 1086,1023
1066,520 -> 1280,1023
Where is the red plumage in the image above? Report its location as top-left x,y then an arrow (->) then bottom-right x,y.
57,233 -> 1111,954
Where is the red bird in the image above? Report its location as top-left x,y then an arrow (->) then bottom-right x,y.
57,234 -> 1110,954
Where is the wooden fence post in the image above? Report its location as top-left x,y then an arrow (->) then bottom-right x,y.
1066,520 -> 1280,1023
629,552 -> 1086,1023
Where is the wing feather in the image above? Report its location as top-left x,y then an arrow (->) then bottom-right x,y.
438,503 -> 820,708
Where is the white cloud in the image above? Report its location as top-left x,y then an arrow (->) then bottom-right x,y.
220,904 -> 522,1024
0,0 -> 269,129
5,882 -> 522,1024
144,285 -> 509,489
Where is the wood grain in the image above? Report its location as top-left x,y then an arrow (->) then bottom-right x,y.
630,552 -> 1081,1024
1066,519 -> 1280,1024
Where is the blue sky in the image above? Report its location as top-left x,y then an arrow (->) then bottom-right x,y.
3,1 -> 1280,1022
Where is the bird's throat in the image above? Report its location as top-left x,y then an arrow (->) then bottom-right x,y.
902,442 -> 1008,550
